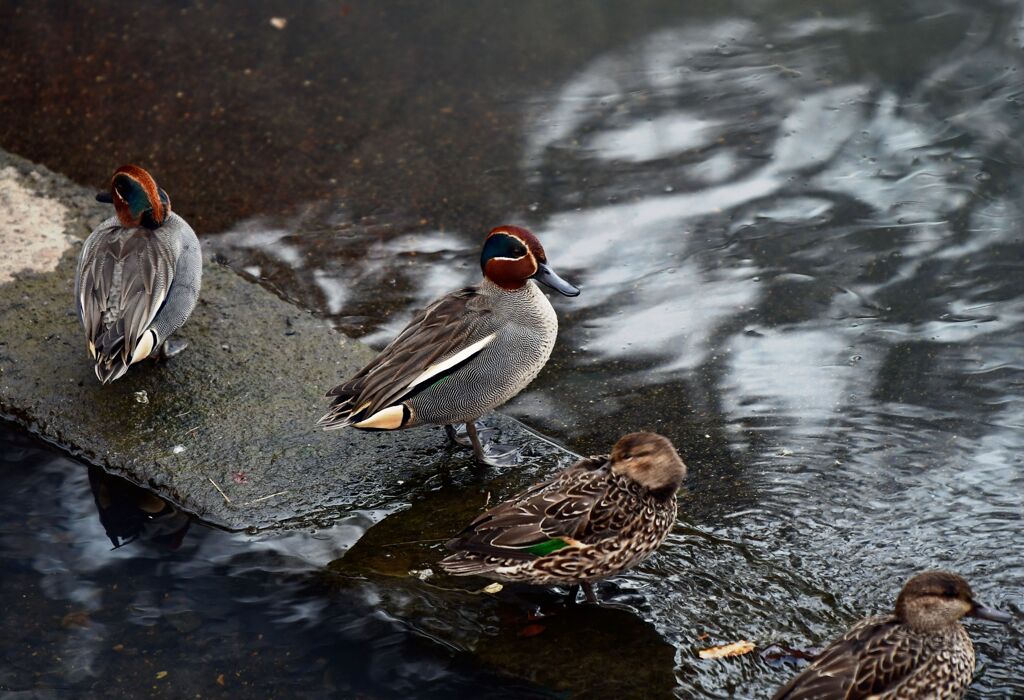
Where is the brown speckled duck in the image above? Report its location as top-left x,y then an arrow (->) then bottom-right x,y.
318,225 -> 579,464
773,571 -> 1011,700
440,432 -> 686,603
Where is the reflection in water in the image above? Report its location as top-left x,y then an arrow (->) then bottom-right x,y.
210,5 -> 1024,697
0,424 -> 555,698
88,467 -> 191,550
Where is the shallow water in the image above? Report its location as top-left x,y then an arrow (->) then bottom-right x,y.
3,0 -> 1024,697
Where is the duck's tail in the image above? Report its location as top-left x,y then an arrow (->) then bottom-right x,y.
317,401 -> 355,430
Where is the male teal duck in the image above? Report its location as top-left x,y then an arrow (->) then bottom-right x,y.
318,225 -> 579,464
76,165 -> 202,384
440,432 -> 685,602
773,571 -> 1011,700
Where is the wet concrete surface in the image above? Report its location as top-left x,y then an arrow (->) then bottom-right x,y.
0,150 -> 575,530
0,0 -> 702,234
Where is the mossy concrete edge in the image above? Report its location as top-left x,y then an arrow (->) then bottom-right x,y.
0,149 -> 576,531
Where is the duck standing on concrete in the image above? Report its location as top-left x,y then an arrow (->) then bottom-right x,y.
318,225 -> 579,464
76,165 -> 202,384
440,432 -> 685,602
773,570 -> 1011,700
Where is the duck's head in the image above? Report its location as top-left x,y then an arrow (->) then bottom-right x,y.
895,571 -> 1011,632
96,165 -> 171,230
480,226 -> 579,296
610,432 -> 687,497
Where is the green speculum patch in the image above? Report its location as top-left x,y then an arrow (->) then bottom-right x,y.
524,538 -> 570,556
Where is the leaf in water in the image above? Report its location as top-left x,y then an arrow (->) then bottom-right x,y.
698,640 -> 756,659
155,671 -> 168,680
482,582 -> 503,594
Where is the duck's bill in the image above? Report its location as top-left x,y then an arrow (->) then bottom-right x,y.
533,262 -> 580,297
95,192 -> 113,203
970,602 -> 1012,624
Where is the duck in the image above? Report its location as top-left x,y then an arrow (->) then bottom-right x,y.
773,570 -> 1012,700
440,432 -> 685,602
76,165 -> 202,384
318,225 -> 579,464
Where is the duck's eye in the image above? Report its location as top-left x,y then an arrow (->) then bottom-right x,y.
510,241 -> 528,258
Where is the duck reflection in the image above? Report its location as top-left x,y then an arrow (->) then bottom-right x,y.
87,466 -> 191,549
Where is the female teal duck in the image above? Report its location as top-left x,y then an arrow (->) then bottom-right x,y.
318,225 -> 579,464
76,165 -> 201,384
440,432 -> 685,602
773,571 -> 1011,700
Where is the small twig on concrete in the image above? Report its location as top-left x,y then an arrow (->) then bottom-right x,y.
239,490 -> 289,506
208,477 -> 231,504
184,426 -> 200,437
175,410 -> 191,418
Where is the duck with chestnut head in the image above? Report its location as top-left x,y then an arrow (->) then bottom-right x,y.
440,432 -> 686,603
76,165 -> 202,384
318,225 -> 579,464
773,570 -> 1012,700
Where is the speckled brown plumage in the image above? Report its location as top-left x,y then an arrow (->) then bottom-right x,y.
441,433 -> 686,591
773,571 -> 1011,700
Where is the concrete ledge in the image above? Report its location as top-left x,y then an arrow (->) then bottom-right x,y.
0,150 -> 575,530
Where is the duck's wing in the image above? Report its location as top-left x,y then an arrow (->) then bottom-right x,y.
77,223 -> 177,383
772,615 -> 917,700
319,285 -> 500,429
443,456 -> 614,561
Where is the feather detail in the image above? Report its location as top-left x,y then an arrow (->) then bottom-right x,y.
77,219 -> 177,384
352,404 -> 410,430
523,538 -> 571,556
771,615 -> 954,700
441,452 -> 677,585
320,286 -> 498,429
130,329 -> 157,365
406,334 -> 495,392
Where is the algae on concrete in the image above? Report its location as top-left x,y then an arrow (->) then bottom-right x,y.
0,149 -> 576,530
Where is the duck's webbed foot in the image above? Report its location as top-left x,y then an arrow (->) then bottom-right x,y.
158,338 -> 189,360
465,421 -> 521,467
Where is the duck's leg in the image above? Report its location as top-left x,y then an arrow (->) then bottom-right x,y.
566,584 -> 581,604
464,421 -> 524,466
581,582 -> 598,604
465,421 -> 489,463
444,424 -> 472,447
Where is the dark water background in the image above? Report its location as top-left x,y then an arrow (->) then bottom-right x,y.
1,0 -> 1023,697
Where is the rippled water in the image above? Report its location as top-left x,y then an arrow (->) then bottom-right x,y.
4,0 -> 1024,697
